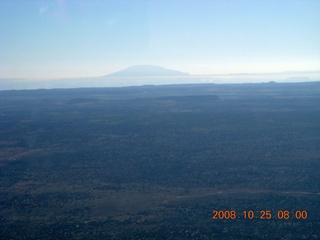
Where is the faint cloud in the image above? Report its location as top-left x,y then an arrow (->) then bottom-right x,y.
39,0 -> 67,20
54,0 -> 67,21
39,6 -> 48,15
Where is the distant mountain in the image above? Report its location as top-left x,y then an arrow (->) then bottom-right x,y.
108,65 -> 189,77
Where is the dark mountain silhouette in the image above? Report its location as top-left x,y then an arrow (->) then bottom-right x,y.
108,65 -> 189,77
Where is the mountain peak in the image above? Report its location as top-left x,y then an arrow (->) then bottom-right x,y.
108,65 -> 189,77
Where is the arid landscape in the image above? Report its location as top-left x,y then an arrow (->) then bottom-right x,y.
1,82 -> 319,239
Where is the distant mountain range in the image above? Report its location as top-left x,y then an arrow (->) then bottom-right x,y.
0,66 -> 319,90
108,65 -> 189,77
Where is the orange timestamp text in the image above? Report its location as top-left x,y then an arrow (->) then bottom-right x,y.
212,210 -> 308,220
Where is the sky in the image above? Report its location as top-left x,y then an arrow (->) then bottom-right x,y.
0,0 -> 320,79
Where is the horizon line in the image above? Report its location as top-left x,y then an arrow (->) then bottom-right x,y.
1,69 -> 320,81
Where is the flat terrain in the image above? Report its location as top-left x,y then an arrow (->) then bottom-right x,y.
0,82 -> 320,239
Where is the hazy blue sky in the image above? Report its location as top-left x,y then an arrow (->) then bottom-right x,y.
1,0 -> 320,79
